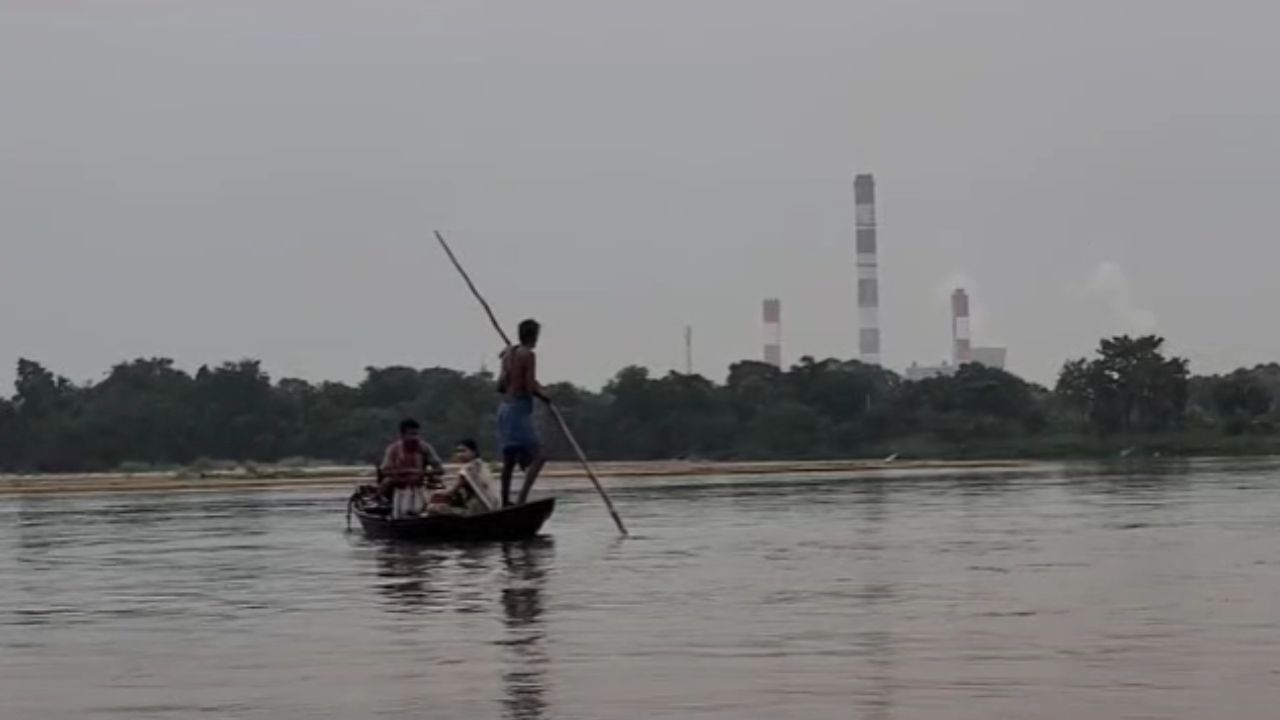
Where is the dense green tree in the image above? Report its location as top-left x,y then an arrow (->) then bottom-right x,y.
0,398 -> 17,469
0,334 -> 1269,473
10,359 -> 81,471
192,360 -> 278,460
785,357 -> 896,426
1056,335 -> 1189,435
890,364 -> 1042,445
1190,368 -> 1274,435
77,358 -> 197,468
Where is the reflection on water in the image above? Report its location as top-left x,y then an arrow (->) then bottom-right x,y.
500,540 -> 552,720
852,480 -> 895,720
374,543 -> 445,610
4,461 -> 1280,719
369,538 -> 554,720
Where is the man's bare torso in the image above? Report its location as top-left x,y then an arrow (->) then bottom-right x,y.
501,345 -> 537,399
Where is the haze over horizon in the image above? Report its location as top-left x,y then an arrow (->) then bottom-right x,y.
3,1 -> 1278,391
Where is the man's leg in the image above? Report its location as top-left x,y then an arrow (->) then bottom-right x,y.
516,446 -> 546,505
500,449 -> 518,508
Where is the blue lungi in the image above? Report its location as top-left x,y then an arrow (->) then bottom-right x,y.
497,396 -> 538,452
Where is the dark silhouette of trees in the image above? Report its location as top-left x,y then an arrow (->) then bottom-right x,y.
0,334 -> 1272,473
1192,366 -> 1276,435
1056,335 -> 1189,434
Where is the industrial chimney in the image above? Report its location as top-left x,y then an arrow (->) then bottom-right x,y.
763,298 -> 782,369
855,174 -> 881,365
952,288 -> 973,365
684,325 -> 694,375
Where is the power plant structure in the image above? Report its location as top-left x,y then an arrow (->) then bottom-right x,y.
732,171 -> 1021,382
972,346 -> 1007,369
762,298 -> 782,369
906,287 -> 1007,380
854,173 -> 881,366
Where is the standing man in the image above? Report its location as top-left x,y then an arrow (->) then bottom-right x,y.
497,319 -> 551,506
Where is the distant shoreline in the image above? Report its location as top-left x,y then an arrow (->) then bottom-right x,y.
0,459 -> 1041,497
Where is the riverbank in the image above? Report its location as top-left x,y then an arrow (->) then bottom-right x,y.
0,458 -> 1040,497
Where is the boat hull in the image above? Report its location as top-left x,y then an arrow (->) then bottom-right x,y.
353,497 -> 555,542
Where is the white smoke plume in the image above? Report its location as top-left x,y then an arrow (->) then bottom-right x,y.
1083,261 -> 1157,334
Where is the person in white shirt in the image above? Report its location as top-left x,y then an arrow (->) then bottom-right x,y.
426,439 -> 501,516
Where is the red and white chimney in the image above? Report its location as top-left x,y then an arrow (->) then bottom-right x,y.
763,298 -> 782,369
854,174 -> 881,365
952,289 -> 972,365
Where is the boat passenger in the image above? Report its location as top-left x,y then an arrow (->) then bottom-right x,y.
426,439 -> 501,516
380,418 -> 445,516
497,318 -> 550,506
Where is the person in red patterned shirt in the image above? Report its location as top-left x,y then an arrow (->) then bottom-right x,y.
378,418 -> 444,502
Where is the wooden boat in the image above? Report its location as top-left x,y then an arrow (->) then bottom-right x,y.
350,494 -> 556,542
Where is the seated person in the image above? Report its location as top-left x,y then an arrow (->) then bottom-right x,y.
380,418 -> 445,516
427,439 -> 501,516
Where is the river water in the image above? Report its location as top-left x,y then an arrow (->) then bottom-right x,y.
2,460 -> 1278,719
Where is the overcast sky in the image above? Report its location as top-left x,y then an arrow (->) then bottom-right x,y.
2,0 -> 1278,391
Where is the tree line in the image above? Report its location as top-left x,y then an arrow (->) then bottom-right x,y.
2,334 -> 1278,473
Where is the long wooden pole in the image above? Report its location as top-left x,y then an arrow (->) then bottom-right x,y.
433,230 -> 629,536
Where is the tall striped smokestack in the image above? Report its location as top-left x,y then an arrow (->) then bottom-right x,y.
684,325 -> 693,375
763,298 -> 782,369
854,174 -> 881,365
952,288 -> 972,365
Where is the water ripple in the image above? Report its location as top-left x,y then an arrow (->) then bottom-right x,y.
3,462 -> 1280,718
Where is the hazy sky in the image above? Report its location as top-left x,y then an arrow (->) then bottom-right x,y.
3,1 -> 1278,391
